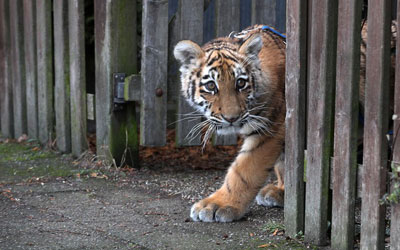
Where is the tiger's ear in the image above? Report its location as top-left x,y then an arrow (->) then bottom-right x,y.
174,40 -> 204,65
239,34 -> 262,59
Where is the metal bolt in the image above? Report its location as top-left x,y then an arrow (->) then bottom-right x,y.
155,88 -> 163,97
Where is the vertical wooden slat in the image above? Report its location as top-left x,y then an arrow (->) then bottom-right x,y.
69,0 -> 87,156
391,1 -> 400,248
0,0 -> 13,138
36,0 -> 54,145
54,0 -> 71,153
360,1 -> 392,249
251,0 -> 276,27
331,0 -> 362,249
215,0 -> 240,36
10,0 -> 27,138
275,0 -> 286,33
95,0 -> 139,166
212,0 -> 240,146
140,0 -> 168,146
176,0 -> 203,146
23,0 -> 38,139
284,0 -> 307,238
305,0 -> 338,245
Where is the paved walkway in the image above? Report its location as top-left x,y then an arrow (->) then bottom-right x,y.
0,141 -> 313,250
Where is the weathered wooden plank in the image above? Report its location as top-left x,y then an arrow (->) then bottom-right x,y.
284,0 -> 307,237
95,0 -> 139,167
69,0 -> 87,156
176,0 -> 204,146
360,1 -> 392,249
275,0 -> 286,33
140,0 -> 168,146
305,0 -> 338,245
9,0 -> 27,138
0,0 -> 13,138
390,0 -> 400,248
124,75 -> 141,102
331,0 -> 362,249
53,0 -> 71,153
212,0 -> 240,146
36,0 -> 54,145
215,0 -> 240,36
251,0 -> 276,27
23,0 -> 38,140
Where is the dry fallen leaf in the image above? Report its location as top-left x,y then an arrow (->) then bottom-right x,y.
17,134 -> 28,143
90,172 -> 98,178
258,243 -> 271,248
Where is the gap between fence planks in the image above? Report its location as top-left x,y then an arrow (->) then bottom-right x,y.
360,1 -> 392,249
390,0 -> 400,248
23,0 -> 38,140
331,1 -> 362,249
305,0 -> 338,245
175,0 -> 204,146
212,0 -> 240,146
0,0 -> 13,138
69,0 -> 87,156
53,0 -> 71,153
10,0 -> 27,138
140,0 -> 168,147
284,0 -> 307,238
36,0 -> 54,145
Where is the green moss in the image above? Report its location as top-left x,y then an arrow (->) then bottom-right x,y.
0,143 -> 55,163
0,142 -> 78,183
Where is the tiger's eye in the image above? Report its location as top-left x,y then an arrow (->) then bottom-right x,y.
206,81 -> 216,91
236,79 -> 246,89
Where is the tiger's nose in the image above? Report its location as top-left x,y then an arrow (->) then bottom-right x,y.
222,114 -> 240,123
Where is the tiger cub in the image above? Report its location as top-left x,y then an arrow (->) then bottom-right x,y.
174,25 -> 286,222
173,23 -> 396,223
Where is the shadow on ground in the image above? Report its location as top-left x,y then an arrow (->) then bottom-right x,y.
0,139 -> 318,250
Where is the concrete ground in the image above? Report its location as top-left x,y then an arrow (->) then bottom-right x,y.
0,140 -> 317,250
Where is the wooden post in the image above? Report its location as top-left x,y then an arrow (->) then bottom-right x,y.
176,0 -> 204,146
360,1 -> 392,249
9,0 -> 27,138
140,0 -> 168,146
331,0 -> 362,249
69,0 -> 87,156
212,0 -> 239,146
0,0 -> 13,138
95,0 -> 139,167
391,2 -> 400,248
284,0 -> 307,238
251,0 -> 276,27
36,0 -> 54,145
305,0 -> 338,245
23,0 -> 38,139
54,0 -> 71,153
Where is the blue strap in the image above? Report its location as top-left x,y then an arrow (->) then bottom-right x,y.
261,25 -> 286,39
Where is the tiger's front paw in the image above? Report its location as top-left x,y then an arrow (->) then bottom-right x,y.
256,184 -> 284,208
190,197 -> 244,222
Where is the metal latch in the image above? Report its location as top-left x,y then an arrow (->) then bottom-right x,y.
113,73 -> 126,111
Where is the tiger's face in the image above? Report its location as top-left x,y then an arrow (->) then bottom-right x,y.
174,35 -> 269,137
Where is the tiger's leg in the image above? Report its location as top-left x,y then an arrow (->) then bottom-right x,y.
190,135 -> 283,222
256,154 -> 285,207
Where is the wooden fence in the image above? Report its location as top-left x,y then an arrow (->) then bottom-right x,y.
0,0 -> 399,249
285,0 -> 400,249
